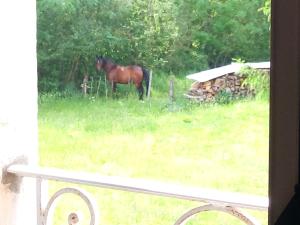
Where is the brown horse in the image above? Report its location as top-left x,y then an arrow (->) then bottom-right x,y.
95,56 -> 150,100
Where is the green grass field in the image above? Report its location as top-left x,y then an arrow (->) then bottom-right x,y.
38,79 -> 269,225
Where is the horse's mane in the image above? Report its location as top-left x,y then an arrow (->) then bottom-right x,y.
102,57 -> 117,71
102,57 -> 112,64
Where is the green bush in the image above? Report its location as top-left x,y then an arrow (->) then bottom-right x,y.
241,67 -> 270,100
37,0 -> 270,93
214,89 -> 235,104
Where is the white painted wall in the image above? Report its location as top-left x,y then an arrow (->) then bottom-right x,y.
0,1 -> 37,225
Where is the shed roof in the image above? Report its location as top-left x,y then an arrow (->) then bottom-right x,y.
186,62 -> 270,83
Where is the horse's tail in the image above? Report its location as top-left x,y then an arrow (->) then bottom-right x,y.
142,67 -> 150,97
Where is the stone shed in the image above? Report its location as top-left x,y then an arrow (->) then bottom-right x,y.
185,62 -> 270,101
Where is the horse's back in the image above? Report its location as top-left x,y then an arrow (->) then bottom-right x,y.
127,65 -> 142,73
127,66 -> 143,84
109,65 -> 142,84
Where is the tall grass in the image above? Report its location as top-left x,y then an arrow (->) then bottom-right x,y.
39,76 -> 269,225
241,67 -> 270,100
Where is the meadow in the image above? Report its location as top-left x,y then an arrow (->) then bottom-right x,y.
38,76 -> 269,225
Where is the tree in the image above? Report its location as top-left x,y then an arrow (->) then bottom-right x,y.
37,0 -> 270,92
260,0 -> 271,21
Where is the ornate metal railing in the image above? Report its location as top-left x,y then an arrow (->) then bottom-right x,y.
7,164 -> 268,225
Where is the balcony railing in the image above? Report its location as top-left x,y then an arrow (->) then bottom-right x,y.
7,164 -> 268,225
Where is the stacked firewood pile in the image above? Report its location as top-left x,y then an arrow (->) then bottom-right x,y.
185,73 -> 253,102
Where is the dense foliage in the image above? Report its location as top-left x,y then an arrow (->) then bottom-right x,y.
37,0 -> 270,92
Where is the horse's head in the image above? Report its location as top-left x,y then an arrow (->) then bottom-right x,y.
95,56 -> 104,71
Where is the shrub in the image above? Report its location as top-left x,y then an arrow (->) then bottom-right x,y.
215,89 -> 235,104
241,67 -> 270,100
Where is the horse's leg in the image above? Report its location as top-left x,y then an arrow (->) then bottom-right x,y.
112,82 -> 117,92
136,83 -> 144,100
111,82 -> 117,98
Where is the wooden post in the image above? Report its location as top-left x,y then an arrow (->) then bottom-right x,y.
104,74 -> 108,99
147,70 -> 152,100
81,74 -> 89,96
0,1 -> 38,225
96,75 -> 101,97
169,78 -> 175,102
90,77 -> 94,95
